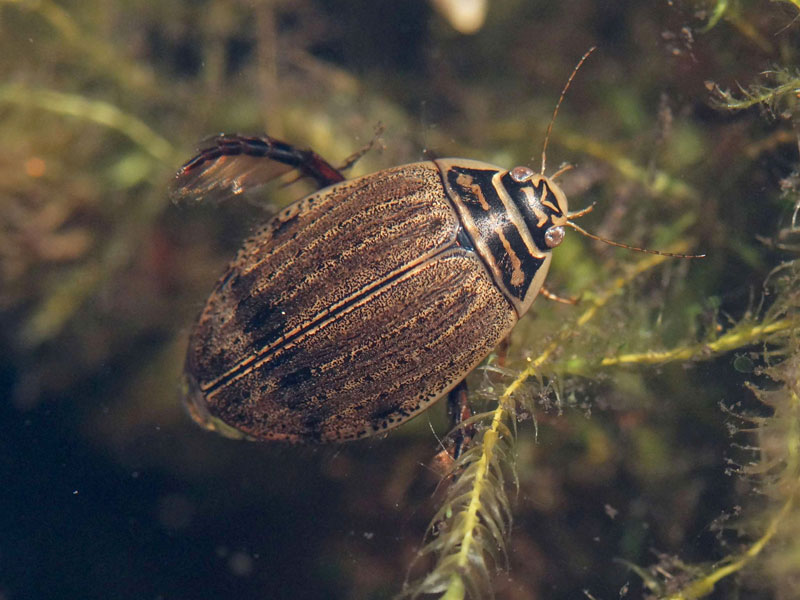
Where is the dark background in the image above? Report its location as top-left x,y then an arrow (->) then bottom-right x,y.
1,1 -> 798,598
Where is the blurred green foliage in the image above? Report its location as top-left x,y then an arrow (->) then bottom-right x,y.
1,1 -> 800,599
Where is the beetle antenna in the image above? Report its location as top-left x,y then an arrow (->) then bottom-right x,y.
541,46 -> 597,176
564,221 -> 706,258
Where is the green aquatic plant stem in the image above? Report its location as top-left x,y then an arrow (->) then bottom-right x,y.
444,395 -> 511,598
663,387 -> 800,599
0,84 -> 176,163
697,0 -> 773,52
665,489 -> 796,599
599,317 -> 799,368
713,76 -> 800,112
700,0 -> 728,32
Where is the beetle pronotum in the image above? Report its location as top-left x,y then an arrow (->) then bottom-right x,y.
174,49 -> 702,444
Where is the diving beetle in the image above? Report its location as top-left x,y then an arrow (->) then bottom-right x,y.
175,49 -> 700,444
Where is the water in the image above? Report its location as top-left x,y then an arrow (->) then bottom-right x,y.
2,2 -> 797,599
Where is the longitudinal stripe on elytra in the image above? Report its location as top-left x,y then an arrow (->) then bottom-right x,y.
239,177 -> 428,279
202,242 -> 462,397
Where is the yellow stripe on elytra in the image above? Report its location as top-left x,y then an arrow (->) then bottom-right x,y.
202,242 -> 454,395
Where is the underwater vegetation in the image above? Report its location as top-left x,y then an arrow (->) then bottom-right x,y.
2,1 -> 800,599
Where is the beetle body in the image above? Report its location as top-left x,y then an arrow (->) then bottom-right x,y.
183,156 -> 569,442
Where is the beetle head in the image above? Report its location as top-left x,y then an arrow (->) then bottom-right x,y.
505,165 -> 569,253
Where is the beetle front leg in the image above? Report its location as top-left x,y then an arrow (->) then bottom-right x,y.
540,285 -> 579,305
336,122 -> 384,173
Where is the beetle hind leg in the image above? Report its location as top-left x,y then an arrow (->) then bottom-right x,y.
171,134 -> 346,204
446,379 -> 474,460
336,123 -> 385,173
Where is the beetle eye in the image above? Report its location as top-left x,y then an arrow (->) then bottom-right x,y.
510,166 -> 534,182
544,226 -> 565,249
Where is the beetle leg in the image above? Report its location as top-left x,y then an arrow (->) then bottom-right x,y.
540,286 -> 579,305
447,379 -> 474,460
496,338 -> 509,366
336,123 -> 385,173
171,134 -> 346,204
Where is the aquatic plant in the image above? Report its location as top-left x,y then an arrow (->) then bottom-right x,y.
3,1 -> 800,599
